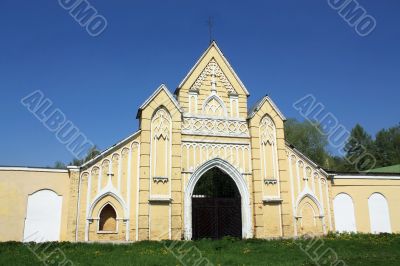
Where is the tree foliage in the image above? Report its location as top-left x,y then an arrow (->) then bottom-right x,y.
70,145 -> 101,166
53,161 -> 66,169
372,124 -> 400,167
285,119 -> 400,172
343,124 -> 374,171
53,145 -> 101,168
284,118 -> 329,167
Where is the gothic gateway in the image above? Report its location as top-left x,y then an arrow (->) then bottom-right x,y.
1,42 -> 400,242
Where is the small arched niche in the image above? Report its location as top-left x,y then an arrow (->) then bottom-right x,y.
98,204 -> 117,232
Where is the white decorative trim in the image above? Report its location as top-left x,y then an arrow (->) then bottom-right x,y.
248,96 -> 286,121
295,188 -> 325,217
202,93 -> 227,117
0,167 -> 68,173
188,91 -> 198,114
135,143 -> 141,241
116,153 -> 122,192
183,113 -> 246,121
324,179 -> 333,230
75,171 -> 84,241
149,195 -> 172,202
182,142 -> 251,174
287,153 -> 298,236
259,114 -> 283,236
318,175 -> 326,234
184,158 -> 253,240
138,84 -> 182,115
125,146 -> 132,241
149,107 -> 172,240
334,175 -> 400,180
80,131 -> 141,169
182,138 -> 250,145
88,188 -> 128,220
182,116 -> 249,137
285,144 -> 329,177
85,168 -> 96,241
229,95 -> 239,118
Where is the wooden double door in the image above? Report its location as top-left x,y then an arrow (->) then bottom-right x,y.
192,196 -> 242,240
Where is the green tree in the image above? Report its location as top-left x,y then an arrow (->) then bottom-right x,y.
68,145 -> 102,166
344,124 -> 374,171
372,124 -> 400,167
284,118 -> 329,168
326,156 -> 347,172
53,161 -> 66,169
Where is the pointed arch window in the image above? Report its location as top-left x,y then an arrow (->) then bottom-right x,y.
98,204 -> 117,232
202,95 -> 226,117
259,115 -> 279,180
151,107 -> 172,179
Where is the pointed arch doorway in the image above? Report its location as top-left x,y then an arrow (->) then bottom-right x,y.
184,158 -> 252,240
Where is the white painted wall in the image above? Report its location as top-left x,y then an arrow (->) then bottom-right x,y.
23,190 -> 63,242
368,193 -> 391,233
333,193 -> 357,233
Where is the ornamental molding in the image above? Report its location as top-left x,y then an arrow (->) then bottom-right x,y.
260,115 -> 276,145
262,196 -> 283,204
182,116 -> 249,137
264,178 -> 278,185
190,59 -> 236,95
152,108 -> 171,140
152,176 -> 169,184
149,195 -> 172,203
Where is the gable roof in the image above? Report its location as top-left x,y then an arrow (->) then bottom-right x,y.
175,41 -> 250,96
136,84 -> 182,119
247,95 -> 286,121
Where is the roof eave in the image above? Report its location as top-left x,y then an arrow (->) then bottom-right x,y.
247,96 -> 286,121
136,84 -> 183,119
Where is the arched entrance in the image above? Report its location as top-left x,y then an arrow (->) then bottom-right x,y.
184,158 -> 252,240
192,167 -> 241,239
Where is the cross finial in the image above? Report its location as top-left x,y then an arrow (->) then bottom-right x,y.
207,16 -> 214,44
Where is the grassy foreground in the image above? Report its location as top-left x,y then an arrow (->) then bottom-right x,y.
1,234 -> 400,265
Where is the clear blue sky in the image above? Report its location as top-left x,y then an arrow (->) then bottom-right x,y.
0,0 -> 399,167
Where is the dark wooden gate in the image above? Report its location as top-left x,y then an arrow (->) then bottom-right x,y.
192,196 -> 242,239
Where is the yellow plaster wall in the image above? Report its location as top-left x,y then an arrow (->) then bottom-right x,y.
331,178 -> 400,233
248,100 -> 291,238
72,133 -> 141,242
139,88 -> 182,241
0,169 -> 70,241
285,146 -> 332,237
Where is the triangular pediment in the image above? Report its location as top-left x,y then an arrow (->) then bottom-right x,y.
176,41 -> 249,97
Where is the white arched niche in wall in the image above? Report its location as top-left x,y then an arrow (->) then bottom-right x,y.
333,193 -> 357,233
368,193 -> 391,233
23,189 -> 63,242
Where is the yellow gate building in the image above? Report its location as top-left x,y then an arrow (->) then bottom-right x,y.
1,42 -> 400,242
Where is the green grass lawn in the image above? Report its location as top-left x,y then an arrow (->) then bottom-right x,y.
1,234 -> 399,265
